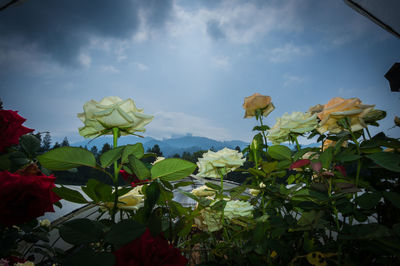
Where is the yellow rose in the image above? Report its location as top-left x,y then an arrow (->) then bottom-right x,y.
102,185 -> 145,211
78,96 -> 153,138
322,139 -> 347,151
317,97 -> 374,134
243,93 -> 275,118
191,185 -> 217,197
196,148 -> 245,178
249,188 -> 260,196
267,112 -> 318,144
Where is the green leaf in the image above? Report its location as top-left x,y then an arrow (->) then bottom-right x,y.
20,135 -> 40,156
252,125 -> 270,131
38,147 -> 96,170
53,186 -> 88,204
144,181 -> 161,218
268,145 -> 292,161
59,219 -> 102,245
178,189 -> 212,207
383,192 -> 400,209
248,168 -> 266,177
355,192 -> 381,209
173,181 -> 194,189
261,161 -> 278,174
122,143 -> 144,163
100,146 -> 124,168
128,155 -> 151,180
105,220 -> 146,245
82,179 -> 113,203
319,147 -> 333,169
366,152 -> 400,172
151,158 -> 197,181
335,153 -> 361,162
211,200 -> 227,211
205,182 -> 222,191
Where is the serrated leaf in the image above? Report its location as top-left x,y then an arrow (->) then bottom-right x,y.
100,146 -> 124,168
151,158 -> 196,181
128,155 -> 150,180
59,219 -> 102,245
319,147 -> 333,169
105,220 -> 146,245
173,181 -> 194,189
38,147 -> 96,170
205,182 -> 221,191
261,161 -> 278,174
20,134 -> 40,156
53,186 -> 88,204
122,143 -> 144,163
268,145 -> 292,161
366,152 -> 400,172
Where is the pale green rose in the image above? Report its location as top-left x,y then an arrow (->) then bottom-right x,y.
152,156 -> 165,165
39,219 -> 51,227
102,185 -> 145,211
194,208 -> 223,232
191,185 -> 217,198
15,262 -> 35,266
249,188 -> 260,196
224,200 -> 253,219
196,148 -> 245,178
77,96 -> 153,138
268,112 -> 318,144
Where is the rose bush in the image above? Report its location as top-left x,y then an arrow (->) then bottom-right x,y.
243,93 -> 275,118
113,229 -> 187,266
77,96 -> 153,138
0,110 -> 33,153
267,111 -> 318,144
196,147 -> 245,178
0,164 -> 60,226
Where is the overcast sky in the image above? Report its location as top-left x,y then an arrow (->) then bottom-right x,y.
1,0 -> 399,144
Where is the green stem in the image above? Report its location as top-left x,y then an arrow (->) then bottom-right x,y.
111,127 -> 120,223
258,115 -> 268,150
293,135 -> 301,151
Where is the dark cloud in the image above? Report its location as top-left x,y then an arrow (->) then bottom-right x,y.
206,19 -> 225,40
0,0 -> 173,65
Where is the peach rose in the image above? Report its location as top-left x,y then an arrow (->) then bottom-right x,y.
243,93 -> 275,118
317,97 -> 374,134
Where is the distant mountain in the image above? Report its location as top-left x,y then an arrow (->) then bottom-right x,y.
71,135 -> 249,157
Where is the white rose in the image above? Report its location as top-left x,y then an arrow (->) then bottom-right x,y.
102,185 -> 145,211
249,188 -> 260,196
196,148 -> 245,178
191,185 -> 217,198
78,96 -> 153,138
152,156 -> 165,165
268,112 -> 318,144
39,219 -> 51,227
15,262 -> 35,266
194,208 -> 223,232
224,200 -> 253,219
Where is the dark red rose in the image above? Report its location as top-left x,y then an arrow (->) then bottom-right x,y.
289,159 -> 311,170
334,165 -> 347,177
120,170 -> 149,187
0,110 -> 34,153
113,228 -> 188,266
0,164 -> 61,226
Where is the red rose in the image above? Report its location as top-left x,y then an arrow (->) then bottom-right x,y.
0,110 -> 34,153
120,170 -> 149,187
0,164 -> 61,226
289,159 -> 311,170
334,165 -> 347,177
113,228 -> 188,266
